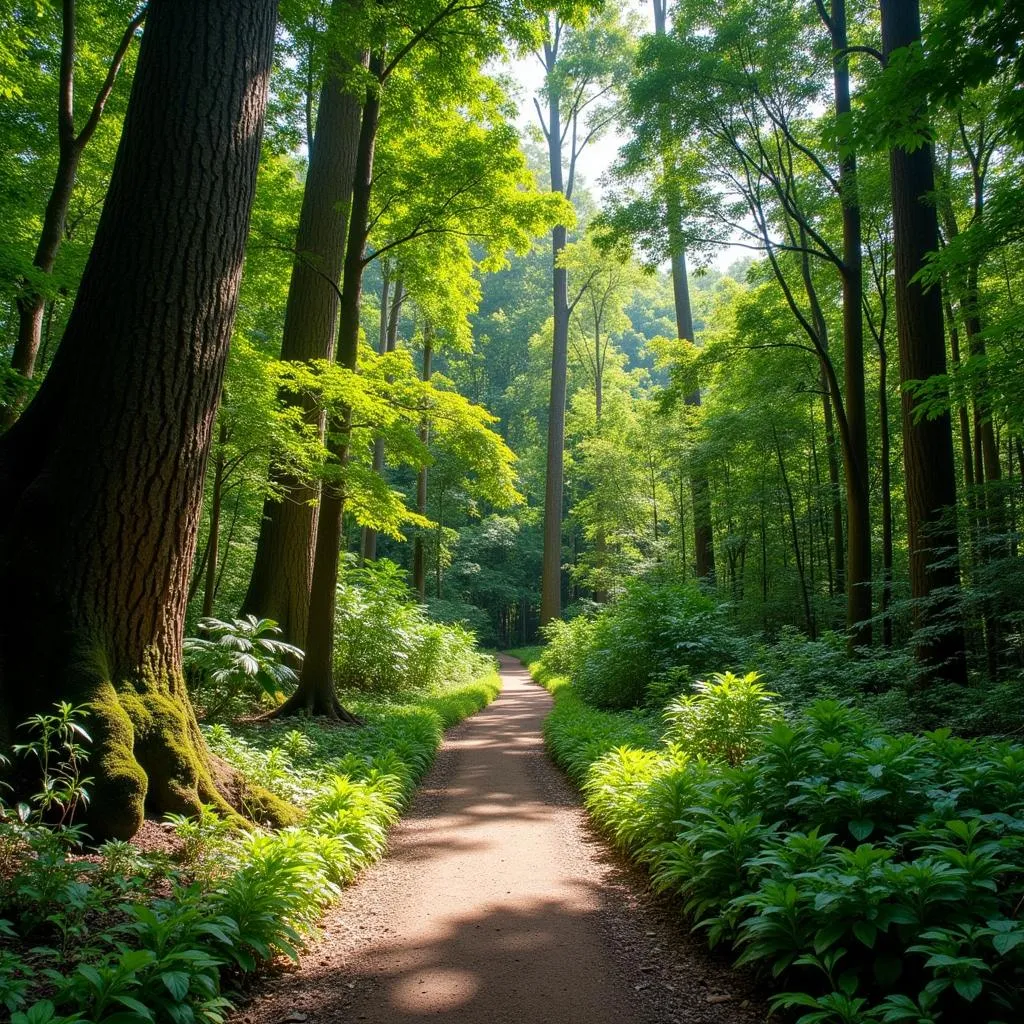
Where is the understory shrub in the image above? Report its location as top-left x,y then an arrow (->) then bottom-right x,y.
334,558 -> 490,694
0,669 -> 501,1023
184,615 -> 303,719
534,661 -> 1024,1023
541,573 -> 750,710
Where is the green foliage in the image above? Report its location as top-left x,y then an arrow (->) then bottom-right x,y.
184,615 -> 303,717
662,671 -> 780,764
529,658 -> 1024,1021
12,702 -> 93,828
541,573 -> 750,709
0,670 -> 500,1023
333,558 -> 491,695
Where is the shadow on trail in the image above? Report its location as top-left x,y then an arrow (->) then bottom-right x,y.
273,892 -> 619,1024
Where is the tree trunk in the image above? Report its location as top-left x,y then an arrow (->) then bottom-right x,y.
2,2 -> 146,428
881,0 -> 967,683
241,17 -> 362,643
413,324 -> 433,599
819,369 -> 846,594
540,57 -> 569,625
827,0 -> 872,647
654,0 -> 716,586
362,276 -> 404,562
878,343 -> 894,647
774,427 -> 814,637
0,0 -> 281,840
272,51 -> 381,721
202,421 -> 228,618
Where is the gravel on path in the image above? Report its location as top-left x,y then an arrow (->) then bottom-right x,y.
231,655 -> 767,1024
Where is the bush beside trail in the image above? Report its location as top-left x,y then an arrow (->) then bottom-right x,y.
527,653 -> 1024,1023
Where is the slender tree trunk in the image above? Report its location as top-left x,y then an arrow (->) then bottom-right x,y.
540,52 -> 569,625
0,0 -> 280,839
810,409 -> 834,599
413,324 -> 433,599
2,2 -> 146,427
825,0 -> 872,647
878,344 -> 894,647
653,0 -> 716,586
202,421 -> 228,618
881,0 -> 966,682
774,427 -> 814,636
362,276 -> 404,562
215,484 -> 245,607
945,296 -> 976,492
673,243 -> 717,585
241,16 -> 362,643
819,369 -> 846,595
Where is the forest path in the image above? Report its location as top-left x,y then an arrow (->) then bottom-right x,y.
233,655 -> 765,1024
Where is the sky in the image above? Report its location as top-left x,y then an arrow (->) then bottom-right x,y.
498,3 -> 747,273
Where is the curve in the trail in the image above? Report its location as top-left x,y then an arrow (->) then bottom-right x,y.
236,654 -> 764,1024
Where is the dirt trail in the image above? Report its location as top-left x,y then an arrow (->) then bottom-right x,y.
234,655 -> 765,1024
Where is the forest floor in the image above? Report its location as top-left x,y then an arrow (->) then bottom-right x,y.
230,655 -> 767,1024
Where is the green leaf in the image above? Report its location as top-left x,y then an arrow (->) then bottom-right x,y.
849,819 -> 875,841
113,995 -> 155,1020
953,976 -> 983,1002
852,920 -> 877,948
160,972 -> 191,1001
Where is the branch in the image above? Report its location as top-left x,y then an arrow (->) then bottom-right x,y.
75,5 -> 147,150
812,0 -> 833,33
533,95 -> 550,141
58,0 -> 76,149
382,0 -> 483,81
838,45 -> 883,64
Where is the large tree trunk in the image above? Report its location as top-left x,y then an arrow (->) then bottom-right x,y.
0,0 -> 280,839
2,2 -> 146,428
241,22 -> 362,644
881,0 -> 966,683
272,53 -> 381,721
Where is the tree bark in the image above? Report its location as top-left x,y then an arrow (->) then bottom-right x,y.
202,420 -> 228,618
3,2 -> 146,428
272,52 -> 381,721
362,276 -> 404,562
241,22 -> 362,644
654,0 -> 716,586
881,0 -> 966,682
0,0 -> 281,839
413,324 -> 433,599
825,0 -> 872,647
540,34 -> 569,625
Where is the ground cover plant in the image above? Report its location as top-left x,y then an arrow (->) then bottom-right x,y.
0,667 -> 501,1024
526,653 -> 1024,1023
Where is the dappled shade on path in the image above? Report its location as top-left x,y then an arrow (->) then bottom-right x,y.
234,656 -> 764,1024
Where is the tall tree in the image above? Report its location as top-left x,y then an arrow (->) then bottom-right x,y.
241,4 -> 363,644
0,0 -> 279,838
535,9 -> 627,623
880,0 -> 967,681
2,0 -> 146,427
651,0 -> 716,585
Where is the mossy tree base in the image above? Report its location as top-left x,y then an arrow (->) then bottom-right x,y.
262,684 -> 363,725
84,651 -> 297,839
